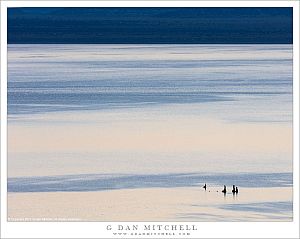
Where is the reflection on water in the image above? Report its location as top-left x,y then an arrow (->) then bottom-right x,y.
7,44 -> 293,222
177,201 -> 293,221
220,201 -> 292,214
8,172 -> 292,193
8,44 -> 293,181
8,44 -> 292,123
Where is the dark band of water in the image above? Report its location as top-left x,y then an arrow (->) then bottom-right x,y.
8,172 -> 292,193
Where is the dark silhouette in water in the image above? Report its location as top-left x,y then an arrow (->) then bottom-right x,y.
232,185 -> 239,194
222,185 -> 227,194
203,183 -> 207,190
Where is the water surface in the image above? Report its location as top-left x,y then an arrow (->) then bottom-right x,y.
7,44 -> 293,221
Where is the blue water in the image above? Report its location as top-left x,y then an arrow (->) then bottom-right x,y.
7,44 -> 293,183
177,201 -> 293,221
220,201 -> 292,214
8,44 -> 292,123
8,8 -> 293,44
8,172 -> 292,193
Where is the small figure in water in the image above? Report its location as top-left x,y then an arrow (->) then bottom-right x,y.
232,185 -> 236,193
203,183 -> 207,190
222,185 -> 227,194
235,186 -> 239,194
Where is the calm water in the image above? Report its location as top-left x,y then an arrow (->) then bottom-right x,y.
8,172 -> 292,193
7,44 -> 293,221
8,44 -> 293,178
8,44 -> 292,121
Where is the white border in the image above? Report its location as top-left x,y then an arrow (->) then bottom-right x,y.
1,1 -> 299,238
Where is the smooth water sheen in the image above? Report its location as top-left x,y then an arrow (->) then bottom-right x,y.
8,44 -> 292,121
7,44 -> 293,221
8,45 -> 293,178
8,172 -> 292,193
